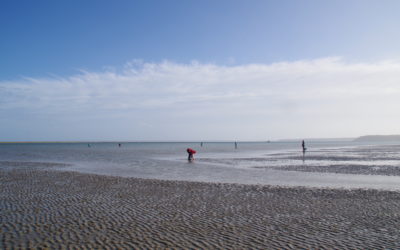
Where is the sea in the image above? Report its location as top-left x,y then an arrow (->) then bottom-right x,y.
2,140 -> 400,190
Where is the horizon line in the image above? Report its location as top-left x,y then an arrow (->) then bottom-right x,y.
0,137 -> 356,144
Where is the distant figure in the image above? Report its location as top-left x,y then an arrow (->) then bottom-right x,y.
302,140 -> 306,163
88,144 -> 91,148
200,142 -> 203,147
118,143 -> 121,147
187,148 -> 196,162
235,141 -> 238,149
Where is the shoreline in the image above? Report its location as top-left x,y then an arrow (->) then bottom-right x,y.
55,166 -> 400,192
2,166 -> 400,248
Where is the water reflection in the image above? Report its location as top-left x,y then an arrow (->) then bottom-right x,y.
2,142 -> 400,190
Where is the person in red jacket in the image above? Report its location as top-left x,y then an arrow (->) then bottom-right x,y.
186,148 -> 196,162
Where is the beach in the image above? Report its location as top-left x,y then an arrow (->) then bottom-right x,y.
2,164 -> 400,249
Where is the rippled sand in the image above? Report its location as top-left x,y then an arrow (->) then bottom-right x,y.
2,164 -> 400,249
271,163 -> 400,176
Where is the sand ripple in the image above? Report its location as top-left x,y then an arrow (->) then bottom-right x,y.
272,164 -> 400,176
2,167 -> 400,248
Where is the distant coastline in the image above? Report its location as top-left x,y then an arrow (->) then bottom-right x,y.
353,135 -> 400,142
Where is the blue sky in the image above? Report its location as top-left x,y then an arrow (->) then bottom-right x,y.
1,1 -> 400,141
3,0 -> 400,79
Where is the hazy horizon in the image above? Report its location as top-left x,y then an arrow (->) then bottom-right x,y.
0,136 -> 378,143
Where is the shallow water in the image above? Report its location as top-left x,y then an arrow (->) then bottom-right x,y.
2,141 -> 400,190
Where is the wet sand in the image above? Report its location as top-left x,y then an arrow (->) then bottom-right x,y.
273,163 -> 400,176
2,165 -> 400,249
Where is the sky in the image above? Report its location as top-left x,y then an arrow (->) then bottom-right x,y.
1,0 -> 400,141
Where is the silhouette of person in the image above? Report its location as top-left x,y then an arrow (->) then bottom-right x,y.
235,141 -> 238,149
301,140 -> 306,162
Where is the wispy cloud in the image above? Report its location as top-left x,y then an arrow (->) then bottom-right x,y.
2,58 -> 400,140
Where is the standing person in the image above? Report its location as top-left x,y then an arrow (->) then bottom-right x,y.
302,140 -> 307,163
187,148 -> 196,162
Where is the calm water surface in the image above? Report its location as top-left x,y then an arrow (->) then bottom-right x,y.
2,141 -> 400,190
